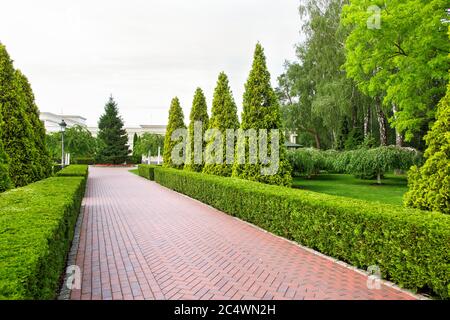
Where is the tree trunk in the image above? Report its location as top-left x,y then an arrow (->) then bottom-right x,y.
314,133 -> 321,150
392,104 -> 405,175
392,104 -> 404,147
377,172 -> 382,185
364,105 -> 372,138
375,99 -> 388,146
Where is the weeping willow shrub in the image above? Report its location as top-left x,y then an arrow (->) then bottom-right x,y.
344,146 -> 423,184
287,148 -> 326,178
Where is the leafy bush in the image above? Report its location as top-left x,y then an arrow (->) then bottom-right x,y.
138,164 -> 159,181
154,167 -> 450,299
73,157 -> 95,165
0,176 -> 86,299
287,148 -> 326,178
404,84 -> 450,214
55,165 -> 89,177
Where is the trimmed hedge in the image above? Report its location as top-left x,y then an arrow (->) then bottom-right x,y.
0,176 -> 87,299
154,167 -> 450,299
138,164 -> 159,181
55,165 -> 89,177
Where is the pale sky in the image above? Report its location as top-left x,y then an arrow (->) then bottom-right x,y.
0,0 -> 302,126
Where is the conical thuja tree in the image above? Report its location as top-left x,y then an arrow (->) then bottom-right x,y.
96,96 -> 130,164
15,70 -> 52,179
0,43 -> 37,187
163,97 -> 186,169
185,88 -> 209,172
132,133 -> 141,164
203,72 -> 240,177
404,83 -> 450,214
232,43 -> 292,186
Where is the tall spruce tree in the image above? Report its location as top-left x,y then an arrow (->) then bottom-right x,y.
404,83 -> 450,214
232,44 -> 292,186
185,88 -> 209,172
0,43 -> 37,187
163,97 -> 186,169
96,96 -> 130,164
15,70 -> 52,179
0,113 -> 12,192
203,72 -> 240,177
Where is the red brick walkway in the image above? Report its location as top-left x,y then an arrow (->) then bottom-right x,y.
69,167 -> 418,300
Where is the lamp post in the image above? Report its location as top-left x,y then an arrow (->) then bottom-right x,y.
59,120 -> 67,168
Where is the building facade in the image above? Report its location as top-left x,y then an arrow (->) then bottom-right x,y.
39,112 -> 166,149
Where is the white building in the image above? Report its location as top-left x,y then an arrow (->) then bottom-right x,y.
40,112 -> 87,133
39,112 -> 166,149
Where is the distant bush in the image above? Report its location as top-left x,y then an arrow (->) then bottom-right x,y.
154,167 -> 450,299
55,165 -> 89,177
73,157 -> 95,165
287,148 -> 325,178
0,176 -> 86,299
344,147 -> 423,184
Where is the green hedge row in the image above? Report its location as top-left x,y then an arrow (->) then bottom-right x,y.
0,176 -> 87,299
154,167 -> 450,299
138,164 -> 159,181
55,165 -> 89,177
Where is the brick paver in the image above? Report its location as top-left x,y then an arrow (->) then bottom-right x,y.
69,167 -> 418,300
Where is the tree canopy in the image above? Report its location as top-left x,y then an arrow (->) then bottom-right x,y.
203,72 -> 240,177
96,96 -> 130,164
163,97 -> 186,169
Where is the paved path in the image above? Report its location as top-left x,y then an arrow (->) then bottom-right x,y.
69,167 -> 417,300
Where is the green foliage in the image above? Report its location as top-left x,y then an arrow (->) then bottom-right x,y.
0,43 -> 38,187
287,148 -> 325,178
55,165 -> 89,177
138,164 -> 159,181
96,96 -> 130,164
73,157 -> 95,165
132,133 -> 141,164
342,0 -> 449,142
155,167 -> 450,299
134,133 -> 164,158
404,84 -> 450,214
329,146 -> 423,182
232,43 -> 292,187
163,97 -> 186,169
277,0 -> 371,150
185,88 -> 209,172
0,136 -> 11,192
203,72 -> 240,177
14,70 -> 52,179
46,126 -> 100,162
0,176 -> 86,299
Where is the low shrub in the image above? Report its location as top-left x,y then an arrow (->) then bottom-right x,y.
0,176 -> 86,299
154,167 -> 450,299
138,164 -> 159,181
55,165 -> 89,177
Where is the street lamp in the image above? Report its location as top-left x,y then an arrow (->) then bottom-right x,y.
59,120 -> 67,168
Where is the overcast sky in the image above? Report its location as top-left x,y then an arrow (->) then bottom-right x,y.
0,0 -> 302,126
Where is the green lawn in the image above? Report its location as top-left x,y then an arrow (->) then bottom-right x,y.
129,169 -> 139,176
292,174 -> 408,206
